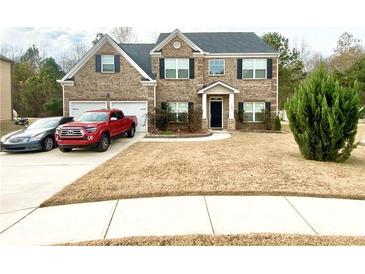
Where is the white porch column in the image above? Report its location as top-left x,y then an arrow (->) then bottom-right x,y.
202,93 -> 207,119
229,93 -> 234,119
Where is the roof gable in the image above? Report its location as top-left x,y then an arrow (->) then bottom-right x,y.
150,29 -> 204,54
198,81 -> 240,94
61,34 -> 153,81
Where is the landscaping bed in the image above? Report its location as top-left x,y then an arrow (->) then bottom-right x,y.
41,124 -> 365,207
146,129 -> 211,138
61,233 -> 365,246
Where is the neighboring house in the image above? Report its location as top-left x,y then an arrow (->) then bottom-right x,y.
0,55 -> 14,121
58,29 -> 278,132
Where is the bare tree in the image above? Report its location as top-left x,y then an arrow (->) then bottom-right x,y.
306,53 -> 329,72
0,46 -> 24,62
111,27 -> 136,43
58,42 -> 88,72
330,32 -> 364,72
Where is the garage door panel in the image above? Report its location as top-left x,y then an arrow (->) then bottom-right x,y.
111,101 -> 147,133
69,101 -> 107,119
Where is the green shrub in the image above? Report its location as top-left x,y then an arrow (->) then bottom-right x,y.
187,109 -> 202,132
285,66 -> 361,162
274,116 -> 281,131
153,108 -> 169,131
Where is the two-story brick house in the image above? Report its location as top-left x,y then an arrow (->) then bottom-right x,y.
58,29 -> 278,132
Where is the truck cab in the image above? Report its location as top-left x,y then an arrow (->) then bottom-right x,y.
55,109 -> 137,152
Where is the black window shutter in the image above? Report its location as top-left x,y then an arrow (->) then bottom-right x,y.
159,58 -> 165,79
189,58 -> 195,79
188,102 -> 194,114
237,59 -> 242,79
161,102 -> 167,110
267,59 -> 273,79
265,102 -> 271,116
114,55 -> 120,73
238,102 -> 244,122
238,102 -> 244,113
95,55 -> 101,72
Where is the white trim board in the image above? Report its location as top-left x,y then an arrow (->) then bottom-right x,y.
150,29 -> 204,54
198,81 -> 240,94
204,53 -> 278,58
209,96 -> 224,129
60,34 -> 153,82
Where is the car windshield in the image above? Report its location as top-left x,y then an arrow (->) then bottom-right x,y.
27,118 -> 60,130
77,112 -> 108,122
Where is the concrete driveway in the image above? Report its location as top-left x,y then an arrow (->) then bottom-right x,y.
0,133 -> 144,213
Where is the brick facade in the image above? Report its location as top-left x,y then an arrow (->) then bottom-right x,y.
63,42 -> 155,131
63,34 -> 278,132
152,35 -> 278,131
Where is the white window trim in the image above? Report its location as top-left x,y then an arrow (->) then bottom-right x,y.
208,59 -> 225,76
101,55 -> 115,73
244,102 -> 265,123
167,102 -> 189,122
209,96 -> 224,128
165,58 -> 189,79
242,59 -> 267,79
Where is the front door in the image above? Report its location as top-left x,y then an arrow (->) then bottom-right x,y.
210,101 -> 222,128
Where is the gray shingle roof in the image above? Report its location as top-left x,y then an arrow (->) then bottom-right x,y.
117,32 -> 276,80
156,32 -> 277,53
119,43 -> 155,79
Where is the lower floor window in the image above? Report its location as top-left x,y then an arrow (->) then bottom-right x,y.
167,102 -> 188,122
243,102 -> 265,122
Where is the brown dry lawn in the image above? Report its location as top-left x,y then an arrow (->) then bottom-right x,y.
61,233 -> 365,246
42,124 -> 365,207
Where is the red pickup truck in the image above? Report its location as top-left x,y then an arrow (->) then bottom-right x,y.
55,109 -> 137,152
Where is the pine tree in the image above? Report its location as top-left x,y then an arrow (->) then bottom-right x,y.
285,65 -> 361,162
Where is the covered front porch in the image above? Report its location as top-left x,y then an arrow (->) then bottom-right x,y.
198,81 -> 239,131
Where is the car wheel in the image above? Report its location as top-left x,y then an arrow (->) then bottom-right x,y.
127,125 -> 135,138
98,133 -> 110,152
59,147 -> 72,153
42,136 -> 54,152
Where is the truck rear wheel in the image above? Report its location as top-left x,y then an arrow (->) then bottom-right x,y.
127,125 -> 135,138
98,133 -> 110,152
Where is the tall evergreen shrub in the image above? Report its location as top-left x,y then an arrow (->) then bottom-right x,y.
285,66 -> 361,162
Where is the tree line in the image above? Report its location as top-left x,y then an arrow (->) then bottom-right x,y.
261,32 -> 365,108
1,29 -> 364,118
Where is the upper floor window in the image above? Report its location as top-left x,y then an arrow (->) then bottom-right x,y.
101,55 -> 115,73
165,58 -> 189,79
209,59 -> 225,75
242,59 -> 267,79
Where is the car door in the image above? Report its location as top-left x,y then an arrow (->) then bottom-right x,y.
118,111 -> 129,133
109,112 -> 119,137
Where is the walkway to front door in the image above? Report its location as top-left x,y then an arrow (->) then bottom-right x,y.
210,100 -> 222,128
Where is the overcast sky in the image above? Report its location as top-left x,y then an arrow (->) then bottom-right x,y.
1,27 -> 364,60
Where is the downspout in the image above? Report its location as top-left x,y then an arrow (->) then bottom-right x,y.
153,82 -> 157,128
62,84 -> 65,116
276,55 -> 279,116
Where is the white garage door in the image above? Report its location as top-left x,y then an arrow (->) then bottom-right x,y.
69,101 -> 107,119
111,101 -> 147,133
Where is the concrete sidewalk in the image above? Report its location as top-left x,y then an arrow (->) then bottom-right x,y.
0,195 -> 364,245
